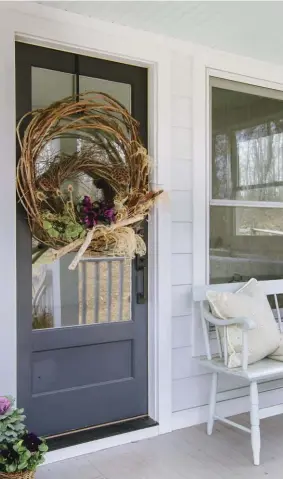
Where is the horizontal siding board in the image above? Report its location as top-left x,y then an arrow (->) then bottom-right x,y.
218,374 -> 247,392
218,378 -> 283,402
172,223 -> 192,253
172,127 -> 192,159
171,254 -> 192,285
171,191 -> 192,222
172,347 -> 208,380
172,374 -> 283,412
171,160 -> 192,190
172,96 -> 192,129
172,285 -> 192,317
172,315 -> 192,349
172,375 -> 211,411
172,375 -> 250,412
171,54 -> 192,97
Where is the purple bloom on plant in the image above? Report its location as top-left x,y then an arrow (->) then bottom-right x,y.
0,445 -> 19,461
78,196 -> 116,228
104,208 -> 115,221
22,432 -> 42,452
82,196 -> 91,206
0,397 -> 11,415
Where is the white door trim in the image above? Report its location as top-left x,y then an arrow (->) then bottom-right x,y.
0,2 -> 172,455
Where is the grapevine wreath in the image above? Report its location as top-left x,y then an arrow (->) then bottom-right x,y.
17,92 -> 162,270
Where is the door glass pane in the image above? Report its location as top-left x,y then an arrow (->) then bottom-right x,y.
212,81 -> 283,201
79,76 -> 131,112
78,258 -> 131,324
210,205 -> 283,285
32,67 -> 75,108
31,68 -> 132,329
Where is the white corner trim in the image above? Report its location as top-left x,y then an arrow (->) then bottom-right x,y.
192,56 -> 208,290
147,58 -> 172,432
0,3 -> 172,436
44,426 -> 159,465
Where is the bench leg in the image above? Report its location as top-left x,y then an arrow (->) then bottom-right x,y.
207,372 -> 218,435
250,381 -> 260,466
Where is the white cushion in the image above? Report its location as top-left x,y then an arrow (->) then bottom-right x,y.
269,333 -> 283,361
206,278 -> 280,368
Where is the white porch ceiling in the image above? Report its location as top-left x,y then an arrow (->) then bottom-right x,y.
40,1 -> 283,65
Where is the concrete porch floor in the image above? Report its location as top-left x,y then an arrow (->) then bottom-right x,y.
36,414 -> 283,478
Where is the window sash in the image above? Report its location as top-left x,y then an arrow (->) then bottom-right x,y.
210,76 -> 283,101
211,77 -> 283,204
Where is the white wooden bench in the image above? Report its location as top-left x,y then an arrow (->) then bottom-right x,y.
193,280 -> 283,466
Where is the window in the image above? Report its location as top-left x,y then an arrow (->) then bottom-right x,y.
210,78 -> 283,286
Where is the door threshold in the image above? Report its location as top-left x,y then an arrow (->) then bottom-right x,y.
46,416 -> 158,452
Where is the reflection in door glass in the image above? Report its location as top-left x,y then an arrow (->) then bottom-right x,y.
32,253 -> 131,329
32,67 -> 75,108
31,68 -> 132,329
79,76 -> 131,112
78,258 -> 131,324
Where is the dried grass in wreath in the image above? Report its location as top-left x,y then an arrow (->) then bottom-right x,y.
16,92 -> 162,268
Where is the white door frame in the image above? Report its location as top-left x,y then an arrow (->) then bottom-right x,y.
0,2 -> 172,460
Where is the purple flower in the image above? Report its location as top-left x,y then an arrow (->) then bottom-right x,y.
78,197 -> 116,228
104,208 -> 115,221
22,433 -> 42,452
0,445 -> 19,462
82,196 -> 91,206
0,397 -> 11,415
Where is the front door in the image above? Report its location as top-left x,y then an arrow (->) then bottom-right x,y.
16,42 -> 148,437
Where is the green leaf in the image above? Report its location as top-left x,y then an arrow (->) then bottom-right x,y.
38,443 -> 48,452
24,450 -> 31,460
14,423 -> 25,431
43,220 -> 52,230
65,222 -> 84,239
48,228 -> 60,238
13,440 -> 23,451
7,464 -> 17,473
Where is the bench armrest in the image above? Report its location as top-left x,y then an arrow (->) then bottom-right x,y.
203,309 -> 256,331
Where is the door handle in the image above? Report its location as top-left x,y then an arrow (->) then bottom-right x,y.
136,256 -> 148,304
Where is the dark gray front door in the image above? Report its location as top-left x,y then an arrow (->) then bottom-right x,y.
16,43 -> 148,437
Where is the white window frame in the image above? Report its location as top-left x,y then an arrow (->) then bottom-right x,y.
192,52 -> 283,355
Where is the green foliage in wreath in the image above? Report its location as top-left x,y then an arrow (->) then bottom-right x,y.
42,202 -> 86,243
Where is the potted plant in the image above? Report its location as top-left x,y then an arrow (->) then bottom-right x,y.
0,397 -> 48,478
